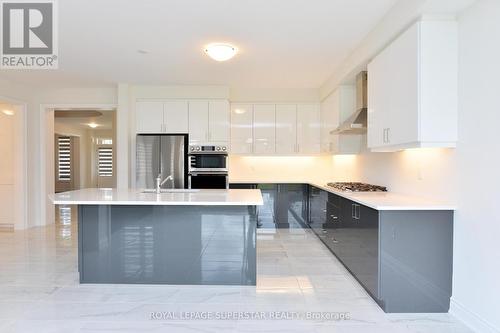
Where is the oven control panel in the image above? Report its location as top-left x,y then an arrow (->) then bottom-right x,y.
189,145 -> 228,153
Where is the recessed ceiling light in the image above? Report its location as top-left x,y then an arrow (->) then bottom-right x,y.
204,43 -> 237,62
88,123 -> 99,128
2,109 -> 14,116
234,108 -> 246,114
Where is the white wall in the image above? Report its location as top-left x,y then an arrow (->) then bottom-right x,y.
228,155 -> 334,184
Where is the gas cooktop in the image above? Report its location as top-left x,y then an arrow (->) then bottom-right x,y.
326,182 -> 387,192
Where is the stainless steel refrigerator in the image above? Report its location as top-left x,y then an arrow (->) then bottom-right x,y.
136,134 -> 188,189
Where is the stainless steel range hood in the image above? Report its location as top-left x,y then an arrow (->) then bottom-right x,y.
330,71 -> 367,135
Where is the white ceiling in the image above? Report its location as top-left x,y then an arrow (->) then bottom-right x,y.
54,110 -> 115,130
0,0 -> 397,89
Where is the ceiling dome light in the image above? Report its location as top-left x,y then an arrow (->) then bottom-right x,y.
2,109 -> 14,116
204,43 -> 237,61
88,123 -> 99,128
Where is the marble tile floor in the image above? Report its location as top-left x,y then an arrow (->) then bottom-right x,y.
0,206 -> 473,332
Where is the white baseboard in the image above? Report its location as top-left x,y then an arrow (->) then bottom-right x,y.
0,223 -> 14,231
450,298 -> 500,333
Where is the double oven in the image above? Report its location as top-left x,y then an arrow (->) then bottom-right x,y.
188,145 -> 228,189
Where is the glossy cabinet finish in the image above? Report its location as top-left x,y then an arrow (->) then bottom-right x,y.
209,100 -> 230,143
307,185 -> 453,313
229,103 -> 321,155
230,104 -> 254,154
188,100 -> 230,145
367,20 -> 458,151
188,100 -> 209,143
253,104 -> 276,154
275,184 -> 308,227
296,104 -> 320,154
136,100 -> 188,134
78,205 -> 257,286
230,183 -> 308,228
275,104 -> 297,155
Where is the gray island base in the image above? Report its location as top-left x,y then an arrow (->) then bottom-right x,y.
78,205 -> 257,285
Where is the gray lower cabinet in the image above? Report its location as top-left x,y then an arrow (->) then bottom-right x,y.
307,186 -> 453,313
230,183 -> 308,227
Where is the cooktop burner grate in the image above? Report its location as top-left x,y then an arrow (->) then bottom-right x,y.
326,182 -> 387,192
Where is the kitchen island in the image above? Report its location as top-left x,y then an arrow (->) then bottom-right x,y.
51,188 -> 263,286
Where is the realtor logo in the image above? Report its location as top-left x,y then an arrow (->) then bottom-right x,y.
1,0 -> 58,69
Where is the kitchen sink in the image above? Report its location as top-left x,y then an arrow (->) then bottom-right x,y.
142,189 -> 200,193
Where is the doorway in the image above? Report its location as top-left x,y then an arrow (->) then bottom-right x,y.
53,108 -> 117,229
53,109 -> 117,191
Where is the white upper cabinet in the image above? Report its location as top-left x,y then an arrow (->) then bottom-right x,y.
136,100 -> 188,134
367,20 -> 458,151
136,101 -> 164,133
321,86 -> 363,154
253,104 -> 276,155
228,102 -> 321,155
230,104 -> 253,154
188,100 -> 230,144
188,100 -> 209,143
209,100 -> 230,143
296,104 -> 320,154
164,101 -> 188,133
275,104 -> 297,155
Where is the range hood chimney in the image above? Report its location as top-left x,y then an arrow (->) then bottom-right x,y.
330,71 -> 367,135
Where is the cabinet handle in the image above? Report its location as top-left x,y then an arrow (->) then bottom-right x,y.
383,128 -> 387,143
297,143 -> 300,153
352,204 -> 355,219
387,128 -> 390,143
356,205 -> 360,219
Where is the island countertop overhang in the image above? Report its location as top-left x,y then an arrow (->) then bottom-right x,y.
51,188 -> 264,206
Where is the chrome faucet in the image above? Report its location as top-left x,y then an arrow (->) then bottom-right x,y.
156,174 -> 174,194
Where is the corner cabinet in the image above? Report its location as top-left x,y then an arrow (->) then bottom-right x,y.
367,20 -> 458,152
320,86 -> 364,154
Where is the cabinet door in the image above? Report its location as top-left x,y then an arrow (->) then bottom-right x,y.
164,100 -> 188,133
188,101 -> 209,143
230,104 -> 253,154
367,23 -> 419,149
275,104 -> 297,154
209,100 -> 230,143
253,104 -> 276,154
136,101 -> 164,133
297,104 -> 320,154
320,91 -> 338,153
308,186 -> 328,235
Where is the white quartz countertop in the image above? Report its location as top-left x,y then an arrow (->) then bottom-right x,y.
51,188 -> 264,206
229,180 -> 456,211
